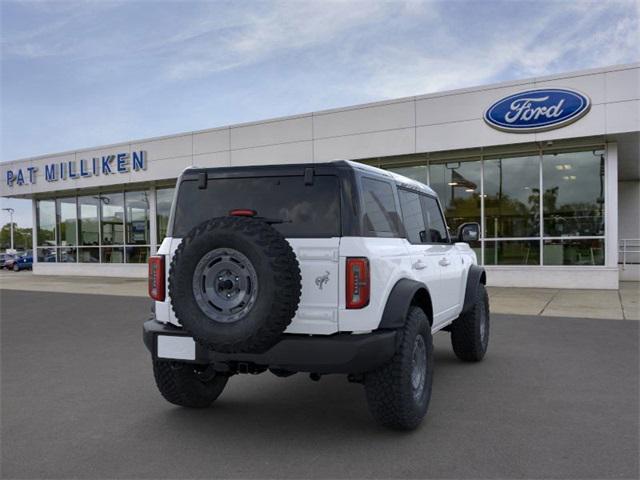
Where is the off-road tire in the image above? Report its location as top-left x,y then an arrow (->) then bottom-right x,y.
169,216 -> 301,354
364,306 -> 433,430
153,360 -> 228,408
450,283 -> 489,362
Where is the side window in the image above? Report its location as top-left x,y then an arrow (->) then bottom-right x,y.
361,177 -> 401,236
421,195 -> 449,243
398,189 -> 427,244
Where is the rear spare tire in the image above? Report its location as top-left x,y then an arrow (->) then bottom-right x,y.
169,216 -> 301,353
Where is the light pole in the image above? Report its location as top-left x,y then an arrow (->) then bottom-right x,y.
2,207 -> 15,251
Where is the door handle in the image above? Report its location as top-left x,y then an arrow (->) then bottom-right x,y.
438,257 -> 450,267
412,260 -> 427,270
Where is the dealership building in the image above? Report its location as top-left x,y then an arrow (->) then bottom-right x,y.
1,63 -> 638,289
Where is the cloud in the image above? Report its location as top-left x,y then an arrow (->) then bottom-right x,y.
163,1 -> 401,80
1,0 -> 638,166
350,0 -> 639,100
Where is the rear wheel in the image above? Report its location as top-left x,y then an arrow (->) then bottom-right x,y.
450,283 -> 490,362
152,360 -> 228,408
364,306 -> 433,430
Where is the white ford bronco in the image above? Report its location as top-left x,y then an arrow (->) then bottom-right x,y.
143,160 -> 489,430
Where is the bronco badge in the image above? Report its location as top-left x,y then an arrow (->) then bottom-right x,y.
315,271 -> 330,290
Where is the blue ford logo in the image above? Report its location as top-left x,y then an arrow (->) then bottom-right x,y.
484,88 -> 591,133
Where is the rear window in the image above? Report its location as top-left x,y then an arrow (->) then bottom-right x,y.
172,175 -> 341,238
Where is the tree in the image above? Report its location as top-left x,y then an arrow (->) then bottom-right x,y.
0,223 -> 32,251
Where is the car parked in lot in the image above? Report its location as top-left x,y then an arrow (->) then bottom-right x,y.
12,253 -> 33,271
144,161 -> 489,430
2,253 -> 17,270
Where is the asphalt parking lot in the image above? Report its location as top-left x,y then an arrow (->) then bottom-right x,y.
1,289 -> 638,479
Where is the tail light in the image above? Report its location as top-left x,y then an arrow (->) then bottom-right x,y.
148,255 -> 165,301
346,257 -> 370,309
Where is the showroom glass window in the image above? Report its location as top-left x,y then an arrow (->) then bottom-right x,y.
429,160 -> 481,232
483,154 -> 541,265
125,190 -> 150,263
56,197 -> 77,263
429,160 -> 481,256
156,187 -> 175,242
100,193 -> 124,263
542,150 -> 605,265
380,146 -> 604,266
36,200 -> 56,262
484,155 -> 540,238
77,195 -> 100,262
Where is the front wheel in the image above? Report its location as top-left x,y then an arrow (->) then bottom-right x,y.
364,306 -> 433,430
12,264 -> 19,272
450,283 -> 490,362
152,360 -> 228,408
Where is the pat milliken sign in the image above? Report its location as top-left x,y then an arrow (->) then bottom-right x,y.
5,150 -> 147,187
484,88 -> 591,133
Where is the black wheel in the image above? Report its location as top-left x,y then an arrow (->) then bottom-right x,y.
364,306 -> 433,430
169,216 -> 301,353
12,264 -> 19,272
153,360 -> 228,408
450,283 -> 489,362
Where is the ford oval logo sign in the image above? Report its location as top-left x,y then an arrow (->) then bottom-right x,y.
484,88 -> 591,133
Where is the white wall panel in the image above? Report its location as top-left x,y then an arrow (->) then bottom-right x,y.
416,119 -> 535,152
193,128 -> 230,155
416,85 -> 531,126
131,156 -> 191,182
193,151 -> 230,168
606,68 -> 640,103
485,266 -> 619,289
34,262 -> 147,278
534,72 -> 606,105
606,100 -> 640,134
230,141 -> 313,166
535,104 -> 606,141
314,128 -> 415,161
230,116 -> 312,150
130,134 -> 192,161
314,101 -> 414,138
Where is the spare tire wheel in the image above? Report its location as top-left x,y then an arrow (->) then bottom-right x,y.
169,216 -> 302,353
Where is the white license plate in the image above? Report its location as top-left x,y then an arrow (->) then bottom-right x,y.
157,335 -> 196,360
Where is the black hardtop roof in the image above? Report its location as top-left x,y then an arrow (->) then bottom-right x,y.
182,160 -> 436,196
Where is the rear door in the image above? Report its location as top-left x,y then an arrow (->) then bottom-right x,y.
397,188 -> 443,321
420,194 -> 463,324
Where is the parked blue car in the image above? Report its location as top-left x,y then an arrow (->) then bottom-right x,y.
13,254 -> 33,271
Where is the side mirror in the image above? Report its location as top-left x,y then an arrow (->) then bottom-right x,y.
457,222 -> 480,243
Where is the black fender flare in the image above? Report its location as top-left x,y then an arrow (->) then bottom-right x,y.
378,278 -> 433,330
461,265 -> 487,315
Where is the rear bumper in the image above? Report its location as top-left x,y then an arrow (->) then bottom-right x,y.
143,318 -> 397,374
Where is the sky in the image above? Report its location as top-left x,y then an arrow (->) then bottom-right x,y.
1,0 -> 639,228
